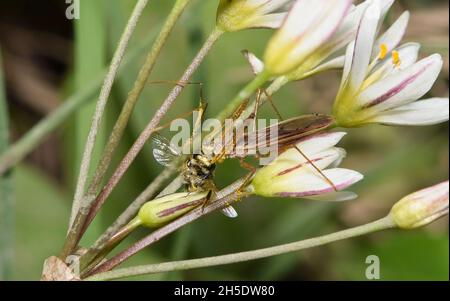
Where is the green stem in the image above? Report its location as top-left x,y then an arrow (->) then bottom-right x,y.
80,218 -> 142,273
0,47 -> 13,280
84,165 -> 177,262
62,0 -> 150,259
70,0 -> 150,229
86,216 -> 396,280
68,0 -> 190,258
87,0 -> 192,199
84,178 -> 246,276
216,70 -> 271,122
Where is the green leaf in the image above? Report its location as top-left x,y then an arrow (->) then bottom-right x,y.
335,231 -> 449,281
12,165 -> 70,280
73,0 -> 108,176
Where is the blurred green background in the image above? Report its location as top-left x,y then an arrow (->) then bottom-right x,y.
0,0 -> 448,280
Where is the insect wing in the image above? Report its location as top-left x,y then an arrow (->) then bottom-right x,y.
221,206 -> 238,218
152,134 -> 181,167
230,114 -> 334,158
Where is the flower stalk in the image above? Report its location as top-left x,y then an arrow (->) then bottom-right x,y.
86,215 -> 396,280
70,0 -> 151,229
86,0 -> 192,200
62,0 -> 192,259
84,178 -> 247,276
78,27 -> 224,241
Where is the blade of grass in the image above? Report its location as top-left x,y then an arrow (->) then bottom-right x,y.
72,0 -> 107,193
0,22 -> 161,176
69,0 -> 150,231
0,46 -> 13,280
86,0 -> 193,200
64,0 -> 193,259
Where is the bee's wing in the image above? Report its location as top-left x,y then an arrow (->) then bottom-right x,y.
231,114 -> 334,158
221,206 -> 238,218
152,134 -> 181,167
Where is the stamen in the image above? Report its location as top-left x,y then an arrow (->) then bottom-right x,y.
379,43 -> 388,60
392,50 -> 401,67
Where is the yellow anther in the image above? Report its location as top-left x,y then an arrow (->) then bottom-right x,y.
379,43 -> 388,60
392,50 -> 401,67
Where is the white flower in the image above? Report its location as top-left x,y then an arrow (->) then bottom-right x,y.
216,0 -> 292,32
244,0 -> 395,81
249,132 -> 363,201
332,0 -> 449,127
263,0 -> 353,76
390,181 -> 449,229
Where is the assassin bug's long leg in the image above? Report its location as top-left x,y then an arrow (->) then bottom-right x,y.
148,80 -> 207,147
147,81 -> 230,213
261,89 -> 338,192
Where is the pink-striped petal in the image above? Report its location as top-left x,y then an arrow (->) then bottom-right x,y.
358,54 -> 443,111
370,98 -> 449,126
274,168 -> 364,198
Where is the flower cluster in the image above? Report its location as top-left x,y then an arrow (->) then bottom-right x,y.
142,0 -> 448,225
332,0 -> 448,127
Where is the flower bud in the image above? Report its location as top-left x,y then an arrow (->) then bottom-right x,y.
263,0 -> 352,76
216,0 -> 291,32
390,181 -> 449,229
137,192 -> 208,228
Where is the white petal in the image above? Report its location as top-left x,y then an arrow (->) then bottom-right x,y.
288,0 -> 352,61
274,168 -> 364,197
379,0 -> 395,17
373,11 -> 410,58
276,147 -> 346,170
242,50 -> 265,75
258,0 -> 292,14
302,55 -> 346,78
377,0 -> 395,33
340,41 -> 355,89
393,42 -> 420,69
246,12 -> 288,29
279,0 -> 331,41
295,132 -> 347,156
348,0 -> 381,90
324,1 -> 369,56
370,98 -> 450,126
368,43 -> 420,82
305,191 -> 358,202
266,0 -> 351,74
359,54 -> 443,111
